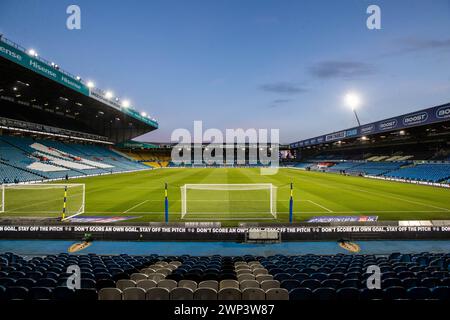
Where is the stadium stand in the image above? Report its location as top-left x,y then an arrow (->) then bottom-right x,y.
0,252 -> 448,300
383,163 -> 450,183
0,135 -> 149,183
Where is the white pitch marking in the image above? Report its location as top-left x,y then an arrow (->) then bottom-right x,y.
123,200 -> 150,214
306,200 -> 334,213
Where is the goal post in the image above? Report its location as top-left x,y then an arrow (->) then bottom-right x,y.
180,183 -> 277,220
0,184 -> 85,220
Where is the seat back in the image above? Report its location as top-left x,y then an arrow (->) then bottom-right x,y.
146,287 -> 170,300
265,288 -> 289,300
98,288 -> 122,300
194,287 -> 217,300
242,288 -> 265,300
218,288 -> 241,300
123,287 -> 146,300
170,287 -> 194,300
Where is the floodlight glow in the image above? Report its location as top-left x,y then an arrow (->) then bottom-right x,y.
105,91 -> 114,99
87,81 -> 95,88
28,49 -> 38,57
345,92 -> 361,110
122,100 -> 130,108
141,112 -> 147,117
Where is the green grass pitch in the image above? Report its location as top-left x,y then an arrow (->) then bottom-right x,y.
2,168 -> 450,224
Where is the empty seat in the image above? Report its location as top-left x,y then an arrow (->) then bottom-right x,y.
281,279 -> 300,291
170,287 -> 194,300
265,288 -> 289,300
220,279 -> 239,290
407,287 -> 431,300
260,280 -> 280,292
154,268 -> 171,276
6,286 -> 29,300
178,280 -> 197,291
240,280 -> 260,290
194,287 -> 218,300
116,279 -> 136,291
130,273 -> 148,282
313,287 -> 336,300
147,273 -> 166,283
336,287 -> 360,300
157,279 -> 178,291
242,288 -> 266,300
289,287 -> 312,301
141,268 -> 156,275
218,288 -> 241,300
256,274 -> 273,283
136,279 -> 157,291
253,268 -> 269,276
146,287 -> 170,300
237,274 -> 255,282
383,286 -> 406,300
98,288 -> 122,300
30,287 -> 52,300
197,280 -> 218,291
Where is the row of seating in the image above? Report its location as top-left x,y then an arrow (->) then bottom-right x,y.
0,252 -> 449,300
0,135 -> 150,183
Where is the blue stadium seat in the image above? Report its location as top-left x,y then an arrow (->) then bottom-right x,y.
289,287 -> 313,300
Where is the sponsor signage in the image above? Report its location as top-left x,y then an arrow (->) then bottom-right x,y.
67,216 -> 138,223
436,105 -> 450,119
379,119 -> 397,131
0,224 -> 448,242
308,216 -> 378,223
0,40 -> 89,95
290,103 -> 450,148
403,112 -> 428,126
0,38 -> 158,129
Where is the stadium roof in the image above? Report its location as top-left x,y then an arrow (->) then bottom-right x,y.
0,36 -> 158,143
290,102 -> 450,149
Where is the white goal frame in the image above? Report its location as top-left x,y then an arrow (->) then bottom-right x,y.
180,183 -> 277,219
0,183 -> 85,220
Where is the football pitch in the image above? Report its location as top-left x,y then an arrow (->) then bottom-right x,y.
2,168 -> 450,224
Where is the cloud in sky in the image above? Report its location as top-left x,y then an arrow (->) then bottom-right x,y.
269,98 -> 293,108
309,60 -> 375,79
259,82 -> 307,94
398,37 -> 450,52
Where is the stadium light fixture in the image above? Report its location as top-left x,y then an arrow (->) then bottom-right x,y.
105,91 -> 114,99
122,100 -> 131,108
28,49 -> 38,57
87,81 -> 95,88
344,92 -> 362,126
140,112 -> 147,117
76,76 -> 81,81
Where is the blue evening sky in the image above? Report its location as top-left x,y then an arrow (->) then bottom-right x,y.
1,0 -> 449,143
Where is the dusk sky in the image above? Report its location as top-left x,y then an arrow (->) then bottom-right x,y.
1,0 -> 449,143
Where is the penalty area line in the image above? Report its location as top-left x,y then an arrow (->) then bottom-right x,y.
123,200 -> 150,214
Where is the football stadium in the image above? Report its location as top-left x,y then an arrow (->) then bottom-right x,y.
0,0 -> 449,311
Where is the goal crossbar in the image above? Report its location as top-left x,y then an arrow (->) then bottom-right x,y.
0,183 -> 85,220
180,183 -> 277,219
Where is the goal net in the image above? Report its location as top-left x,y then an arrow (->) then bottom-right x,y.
180,183 -> 277,220
0,184 -> 85,220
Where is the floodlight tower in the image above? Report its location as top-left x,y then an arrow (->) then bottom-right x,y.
345,92 -> 362,126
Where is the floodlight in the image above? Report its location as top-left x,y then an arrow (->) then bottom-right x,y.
345,92 -> 361,110
344,92 -> 362,126
28,49 -> 38,57
105,91 -> 114,99
87,81 -> 95,88
122,100 -> 130,108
